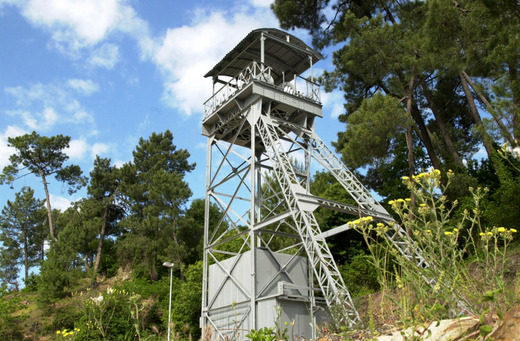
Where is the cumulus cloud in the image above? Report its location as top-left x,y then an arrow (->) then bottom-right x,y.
50,194 -> 72,211
91,142 -> 109,158
7,0 -> 150,61
150,6 -> 278,116
321,90 -> 346,119
66,139 -> 110,161
67,139 -> 89,160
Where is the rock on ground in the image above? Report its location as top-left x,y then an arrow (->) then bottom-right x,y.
490,306 -> 520,341
376,316 -> 479,341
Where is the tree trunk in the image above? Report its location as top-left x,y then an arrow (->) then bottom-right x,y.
462,71 -> 516,147
92,204 -> 109,278
411,103 -> 442,170
397,72 -> 442,170
84,255 -> 90,273
172,231 -> 185,281
421,84 -> 464,167
406,75 -> 416,208
151,248 -> 157,281
459,73 -> 495,160
507,63 -> 520,143
23,230 -> 29,281
39,171 -> 55,241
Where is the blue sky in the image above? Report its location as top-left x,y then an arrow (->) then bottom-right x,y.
0,0 -> 345,212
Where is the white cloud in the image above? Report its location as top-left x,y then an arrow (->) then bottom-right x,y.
88,43 -> 120,69
113,159 -> 126,168
68,79 -> 99,95
42,107 -> 59,128
50,194 -> 72,211
7,110 -> 38,130
248,0 -> 273,7
321,90 -> 345,119
91,142 -> 109,158
22,0 -> 121,48
12,0 -> 150,61
0,125 -> 27,170
66,139 -> 88,160
66,139 -> 111,161
150,7 -> 278,116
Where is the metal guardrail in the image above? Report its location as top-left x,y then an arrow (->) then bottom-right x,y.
203,61 -> 321,120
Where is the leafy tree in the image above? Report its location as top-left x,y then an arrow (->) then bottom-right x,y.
37,224 -> 85,308
0,187 -> 45,289
87,156 -> 123,280
272,0 -> 518,177
118,130 -> 195,280
169,261 -> 203,339
176,198 -> 224,266
334,93 -> 410,169
0,132 -> 87,240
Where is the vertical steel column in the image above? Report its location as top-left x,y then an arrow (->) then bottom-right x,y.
201,136 -> 213,339
249,102 -> 257,331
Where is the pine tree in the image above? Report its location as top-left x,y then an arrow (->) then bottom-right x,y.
118,130 -> 195,280
0,132 -> 87,240
0,187 -> 45,289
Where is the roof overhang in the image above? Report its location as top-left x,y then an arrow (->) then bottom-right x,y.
204,28 -> 322,86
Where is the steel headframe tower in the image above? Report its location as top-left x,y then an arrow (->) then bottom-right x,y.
200,28 -> 429,340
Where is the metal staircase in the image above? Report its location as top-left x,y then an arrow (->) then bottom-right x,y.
256,114 -> 360,325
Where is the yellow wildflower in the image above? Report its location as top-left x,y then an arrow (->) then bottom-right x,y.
389,200 -> 395,205
453,228 -> 458,232
402,176 -> 409,180
497,227 -> 506,233
511,229 -> 517,233
420,203 -> 426,207
480,232 -> 485,236
487,232 -> 493,236
444,231 -> 452,236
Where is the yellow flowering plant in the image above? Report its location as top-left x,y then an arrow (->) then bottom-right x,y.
348,169 -> 519,327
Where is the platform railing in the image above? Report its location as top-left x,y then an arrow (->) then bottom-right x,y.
203,61 -> 321,120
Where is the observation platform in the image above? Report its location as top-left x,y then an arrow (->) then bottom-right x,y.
202,28 -> 323,146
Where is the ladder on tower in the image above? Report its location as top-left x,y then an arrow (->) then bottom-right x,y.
256,114 -> 361,325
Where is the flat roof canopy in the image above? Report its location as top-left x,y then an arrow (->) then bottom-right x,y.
205,28 -> 322,86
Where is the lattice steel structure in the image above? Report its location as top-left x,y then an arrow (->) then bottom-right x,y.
200,28 -> 428,340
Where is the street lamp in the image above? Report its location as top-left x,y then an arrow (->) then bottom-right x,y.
163,262 -> 174,341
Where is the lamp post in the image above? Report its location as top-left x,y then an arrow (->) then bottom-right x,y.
163,262 -> 174,341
